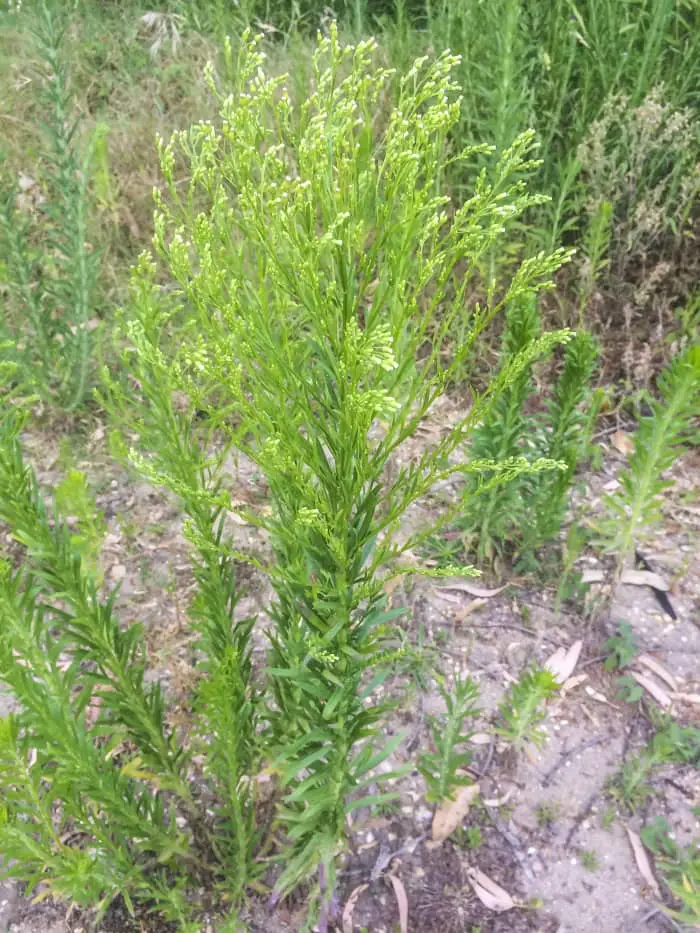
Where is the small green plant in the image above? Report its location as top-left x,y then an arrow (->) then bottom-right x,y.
554,523 -> 591,613
418,674 -> 480,803
0,2 -> 99,411
611,720 -> 700,811
604,622 -> 638,671
579,849 -> 600,872
454,300 -> 598,568
600,346 -> 700,573
520,331 -> 599,562
600,806 -> 617,831
536,800 -> 561,829
0,416 -> 199,922
641,817 -> 700,927
455,824 -> 483,851
577,199 -> 613,326
463,293 -> 542,564
494,667 -> 559,752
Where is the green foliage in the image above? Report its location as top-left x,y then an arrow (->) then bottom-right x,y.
54,468 -> 106,581
578,200 -> 613,324
604,622 -> 638,671
494,667 -> 558,751
418,674 -> 480,803
451,302 -> 598,568
0,2 -> 99,411
520,331 -> 599,562
611,719 -> 700,811
410,0 -> 700,273
600,346 -> 700,571
117,27 -> 570,904
579,849 -> 600,872
464,293 -> 543,564
0,417 -> 198,921
641,818 -> 700,927
101,296 -> 262,902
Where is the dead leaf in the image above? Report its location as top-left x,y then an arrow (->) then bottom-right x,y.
436,583 -> 508,599
562,673 -> 588,693
469,733 -> 492,745
629,671 -> 672,708
342,883 -> 368,933
483,786 -> 516,807
611,430 -> 635,456
625,827 -> 661,898
581,569 -> 605,584
544,640 -> 583,685
585,685 -> 613,705
637,655 -> 678,692
457,597 -> 488,619
343,884 -> 369,933
670,692 -> 700,704
387,873 -> 409,933
620,569 -> 669,591
110,563 -> 127,582
467,867 -> 515,912
432,783 -> 480,841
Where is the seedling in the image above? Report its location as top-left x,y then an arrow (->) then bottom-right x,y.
494,667 -> 559,752
579,849 -> 600,872
419,674 -> 480,803
536,801 -> 561,829
604,622 -> 638,671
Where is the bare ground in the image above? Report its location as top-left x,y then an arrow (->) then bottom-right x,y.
0,419 -> 698,933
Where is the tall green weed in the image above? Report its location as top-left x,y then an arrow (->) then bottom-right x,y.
0,2 -> 99,411
115,26 -> 570,912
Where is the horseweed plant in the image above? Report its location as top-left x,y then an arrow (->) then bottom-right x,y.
0,414 -> 199,922
114,27 -> 571,913
455,295 -> 598,567
418,674 -> 480,802
494,667 -> 559,752
0,2 -> 98,411
600,345 -> 700,572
